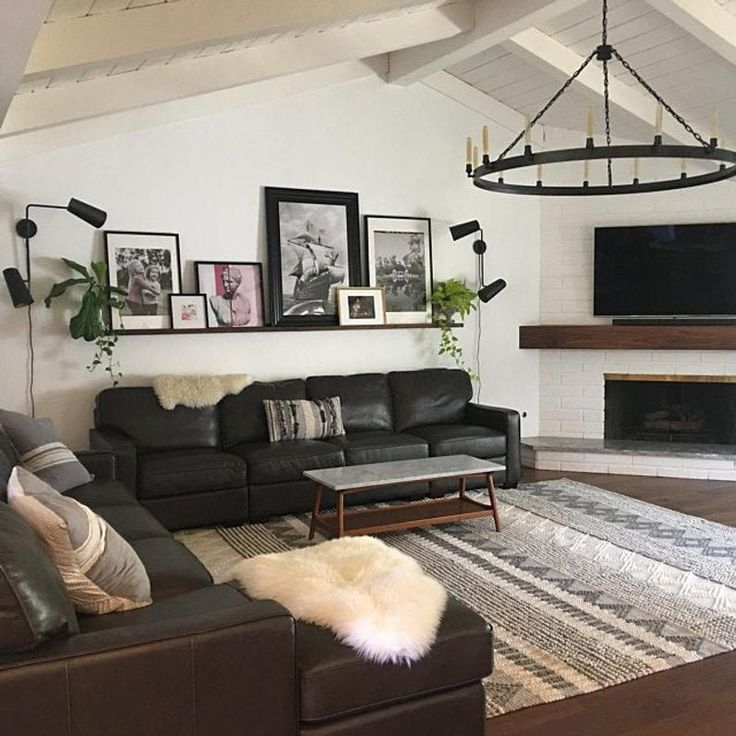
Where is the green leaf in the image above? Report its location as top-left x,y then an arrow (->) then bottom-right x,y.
61,258 -> 91,279
69,291 -> 104,342
43,278 -> 89,307
91,261 -> 107,283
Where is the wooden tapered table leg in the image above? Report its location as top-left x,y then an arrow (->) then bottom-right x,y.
309,483 -> 323,540
337,491 -> 345,538
486,472 -> 501,532
459,476 -> 467,500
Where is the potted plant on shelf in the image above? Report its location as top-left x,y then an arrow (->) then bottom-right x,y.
430,278 -> 478,380
45,258 -> 127,385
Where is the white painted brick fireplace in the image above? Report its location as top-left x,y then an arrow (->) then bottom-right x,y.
525,178 -> 736,480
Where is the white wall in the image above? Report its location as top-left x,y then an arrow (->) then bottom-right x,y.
0,76 -> 541,447
537,154 -> 736,438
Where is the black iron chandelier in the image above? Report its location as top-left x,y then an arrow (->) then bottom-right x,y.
465,0 -> 736,196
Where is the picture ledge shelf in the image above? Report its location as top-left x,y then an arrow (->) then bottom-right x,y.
519,324 -> 736,350
115,323 -> 461,336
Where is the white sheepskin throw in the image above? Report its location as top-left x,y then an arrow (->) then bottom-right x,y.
229,536 -> 447,665
153,374 -> 253,410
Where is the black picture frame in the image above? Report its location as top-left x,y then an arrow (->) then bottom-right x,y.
104,230 -> 182,331
169,293 -> 209,330
265,186 -> 361,326
363,215 -> 434,324
194,261 -> 266,328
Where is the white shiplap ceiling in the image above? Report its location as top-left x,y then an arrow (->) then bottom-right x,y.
4,0 -> 736,155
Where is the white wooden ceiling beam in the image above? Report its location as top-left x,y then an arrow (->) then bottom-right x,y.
3,5 -> 467,137
26,0 -> 472,80
422,70 -> 545,145
645,0 -> 736,67
0,0 -> 53,124
388,0 -> 590,85
504,27 -> 699,145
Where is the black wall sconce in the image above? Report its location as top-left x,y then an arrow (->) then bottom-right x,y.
4,198 -> 108,307
449,220 -> 507,303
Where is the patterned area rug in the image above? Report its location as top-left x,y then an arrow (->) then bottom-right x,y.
175,479 -> 736,718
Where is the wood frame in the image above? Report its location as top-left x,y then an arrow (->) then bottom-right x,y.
266,186 -> 361,327
364,214 -> 433,324
194,260 -> 265,329
104,230 -> 182,332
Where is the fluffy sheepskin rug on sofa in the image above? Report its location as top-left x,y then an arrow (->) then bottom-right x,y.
229,536 -> 447,664
153,374 -> 252,410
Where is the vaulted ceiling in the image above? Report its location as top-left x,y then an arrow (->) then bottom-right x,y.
3,0 -> 736,157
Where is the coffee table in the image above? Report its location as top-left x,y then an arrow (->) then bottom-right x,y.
304,454 -> 504,539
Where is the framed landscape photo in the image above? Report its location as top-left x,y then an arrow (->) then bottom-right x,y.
104,231 -> 182,331
266,187 -> 361,326
337,287 -> 386,327
364,215 -> 433,324
169,294 -> 208,330
195,261 -> 265,328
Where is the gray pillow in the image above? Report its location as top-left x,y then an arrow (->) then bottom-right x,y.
0,426 -> 19,500
7,467 -> 152,615
0,409 -> 92,491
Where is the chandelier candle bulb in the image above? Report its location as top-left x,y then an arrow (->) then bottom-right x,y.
634,157 -> 640,180
536,163 -> 543,184
466,137 -> 472,166
584,158 -> 590,181
587,107 -> 594,138
473,146 -> 479,169
482,125 -> 489,155
655,103 -> 663,136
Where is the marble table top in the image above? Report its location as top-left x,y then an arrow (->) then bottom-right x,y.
304,454 -> 505,491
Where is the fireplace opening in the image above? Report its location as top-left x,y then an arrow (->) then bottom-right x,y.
604,376 -> 736,445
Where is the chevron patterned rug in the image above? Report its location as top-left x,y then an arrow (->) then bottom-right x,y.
175,479 -> 736,718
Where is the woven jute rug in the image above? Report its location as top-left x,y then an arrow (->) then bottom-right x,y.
175,479 -> 736,718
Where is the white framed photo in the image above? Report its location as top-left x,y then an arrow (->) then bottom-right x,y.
364,215 -> 433,324
169,294 -> 208,330
104,230 -> 182,331
336,287 -> 386,327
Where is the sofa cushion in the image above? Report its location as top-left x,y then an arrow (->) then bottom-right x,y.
264,397 -> 345,442
327,431 -> 428,465
0,502 -> 79,653
307,374 -> 394,432
7,468 -> 152,615
130,538 -> 212,600
93,504 -> 170,542
408,424 -> 506,458
64,479 -> 135,509
296,596 -> 492,723
388,369 -> 472,432
0,409 -> 92,491
230,440 -> 344,485
137,450 -> 247,500
0,426 -> 19,499
95,387 -> 220,452
220,379 -> 307,448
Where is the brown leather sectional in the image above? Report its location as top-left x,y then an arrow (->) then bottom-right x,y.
0,444 -> 494,735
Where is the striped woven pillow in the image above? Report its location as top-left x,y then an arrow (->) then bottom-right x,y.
0,410 -> 92,491
264,397 -> 345,442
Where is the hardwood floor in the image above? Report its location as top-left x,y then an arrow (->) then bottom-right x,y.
486,468 -> 736,736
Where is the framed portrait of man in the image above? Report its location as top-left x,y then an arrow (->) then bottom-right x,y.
265,187 -> 361,326
195,261 -> 265,329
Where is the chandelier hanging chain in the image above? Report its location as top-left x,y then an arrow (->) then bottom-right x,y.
601,0 -> 613,185
611,48 -> 712,151
497,50 -> 596,161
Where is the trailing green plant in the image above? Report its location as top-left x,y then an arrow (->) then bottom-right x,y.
44,258 -> 127,385
430,278 -> 478,380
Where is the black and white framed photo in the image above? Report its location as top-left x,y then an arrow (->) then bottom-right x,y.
336,287 -> 386,327
195,261 -> 265,328
104,231 -> 182,331
364,215 -> 433,324
266,187 -> 361,326
169,294 -> 208,330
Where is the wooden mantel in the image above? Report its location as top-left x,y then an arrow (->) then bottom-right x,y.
519,324 -> 736,350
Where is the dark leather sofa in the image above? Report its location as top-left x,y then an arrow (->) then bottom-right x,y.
91,368 -> 521,529
0,441 -> 494,735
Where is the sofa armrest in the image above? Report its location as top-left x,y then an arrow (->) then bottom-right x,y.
89,428 -> 138,494
466,403 -> 521,487
75,450 -> 116,480
0,585 -> 296,736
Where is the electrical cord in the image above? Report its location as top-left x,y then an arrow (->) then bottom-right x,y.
27,304 -> 35,417
476,249 -> 483,402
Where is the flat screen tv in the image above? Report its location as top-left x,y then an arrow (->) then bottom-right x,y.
594,223 -> 736,316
